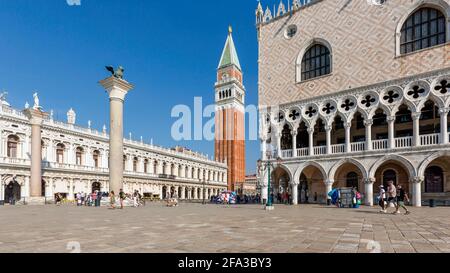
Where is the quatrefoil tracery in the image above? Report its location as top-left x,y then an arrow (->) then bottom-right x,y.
407,85 -> 426,99
435,80 -> 450,95
383,90 -> 400,104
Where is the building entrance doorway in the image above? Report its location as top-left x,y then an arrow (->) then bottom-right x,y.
4,180 -> 21,204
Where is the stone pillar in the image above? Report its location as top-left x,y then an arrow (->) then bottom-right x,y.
440,108 -> 449,145
325,126 -> 332,154
276,132 -> 282,158
261,138 -> 267,160
344,122 -> 351,153
325,180 -> 334,205
193,187 -> 198,200
68,178 -> 74,200
364,178 -> 375,206
292,130 -> 298,157
24,108 -> 48,205
412,112 -> 421,147
387,116 -> 396,149
308,128 -> 314,156
99,76 -> 134,195
411,177 -> 423,207
291,183 -> 299,205
364,119 -> 373,151
23,176 -> 30,199
181,186 -> 186,200
47,178 -> 54,199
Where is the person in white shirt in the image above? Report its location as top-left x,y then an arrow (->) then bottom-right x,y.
379,185 -> 387,213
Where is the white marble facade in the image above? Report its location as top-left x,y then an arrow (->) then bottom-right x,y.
0,99 -> 228,202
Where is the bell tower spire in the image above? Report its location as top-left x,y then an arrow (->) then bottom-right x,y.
215,26 -> 246,192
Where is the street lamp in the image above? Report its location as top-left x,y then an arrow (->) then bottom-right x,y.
257,151 -> 282,211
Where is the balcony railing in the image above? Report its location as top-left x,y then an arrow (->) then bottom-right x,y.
331,144 -> 345,154
278,133 -> 444,159
373,139 -> 388,150
395,136 -> 413,148
351,142 -> 366,152
421,133 -> 440,146
314,146 -> 327,156
0,157 -> 30,165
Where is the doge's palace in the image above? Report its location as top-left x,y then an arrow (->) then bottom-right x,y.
0,94 -> 228,203
256,0 -> 450,207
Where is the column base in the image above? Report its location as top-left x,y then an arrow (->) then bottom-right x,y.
265,205 -> 275,211
27,197 -> 46,206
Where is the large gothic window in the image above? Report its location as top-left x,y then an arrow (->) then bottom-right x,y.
7,135 -> 19,158
281,125 -> 293,150
301,44 -> 331,81
400,7 -> 446,54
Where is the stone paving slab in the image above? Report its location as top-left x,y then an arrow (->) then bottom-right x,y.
0,203 -> 449,253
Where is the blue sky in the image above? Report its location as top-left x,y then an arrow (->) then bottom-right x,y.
0,0 -> 273,174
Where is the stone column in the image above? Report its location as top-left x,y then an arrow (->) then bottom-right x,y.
181,186 -> 186,200
387,116 -> 396,149
292,129 -> 298,157
24,108 -> 48,205
276,132 -> 282,158
440,108 -> 449,145
23,176 -> 30,199
364,119 -> 373,151
100,76 -> 134,194
291,183 -> 299,205
261,138 -> 267,160
68,178 -> 74,200
325,180 -> 334,205
411,177 -> 424,207
47,178 -> 54,199
345,122 -> 351,153
364,178 -> 375,206
308,128 -> 314,156
325,126 -> 332,154
412,112 -> 421,147
193,187 -> 198,200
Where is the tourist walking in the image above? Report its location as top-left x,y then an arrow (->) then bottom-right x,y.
92,191 -> 97,207
378,185 -> 387,213
109,191 -> 116,209
386,181 -> 398,213
76,192 -> 82,207
119,189 -> 126,209
133,190 -> 139,208
395,185 -> 411,215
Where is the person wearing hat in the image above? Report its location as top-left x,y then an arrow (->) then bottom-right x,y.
378,185 -> 387,213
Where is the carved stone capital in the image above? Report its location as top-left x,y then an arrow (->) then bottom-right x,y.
344,122 -> 352,130
410,176 -> 425,184
364,178 -> 376,185
439,108 -> 450,115
307,128 -> 314,134
387,116 -> 396,123
364,119 -> 373,127
411,112 -> 422,120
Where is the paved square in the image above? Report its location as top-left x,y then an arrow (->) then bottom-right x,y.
1,203 -> 450,253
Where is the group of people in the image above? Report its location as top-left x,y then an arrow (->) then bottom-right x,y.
72,191 -> 104,207
108,189 -> 143,209
378,181 -> 411,215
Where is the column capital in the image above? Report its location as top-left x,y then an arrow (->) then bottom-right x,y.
386,116 -> 396,123
325,180 -> 334,186
23,108 -> 49,126
364,178 -> 376,185
307,128 -> 314,134
324,125 -> 332,132
99,76 -> 134,101
344,122 -> 352,129
412,112 -> 422,120
364,119 -> 373,127
410,176 -> 425,184
439,107 -> 450,115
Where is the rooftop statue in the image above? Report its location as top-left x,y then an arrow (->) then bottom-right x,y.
33,92 -> 42,110
105,65 -> 125,80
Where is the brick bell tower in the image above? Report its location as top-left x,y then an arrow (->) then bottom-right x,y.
215,26 -> 246,192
